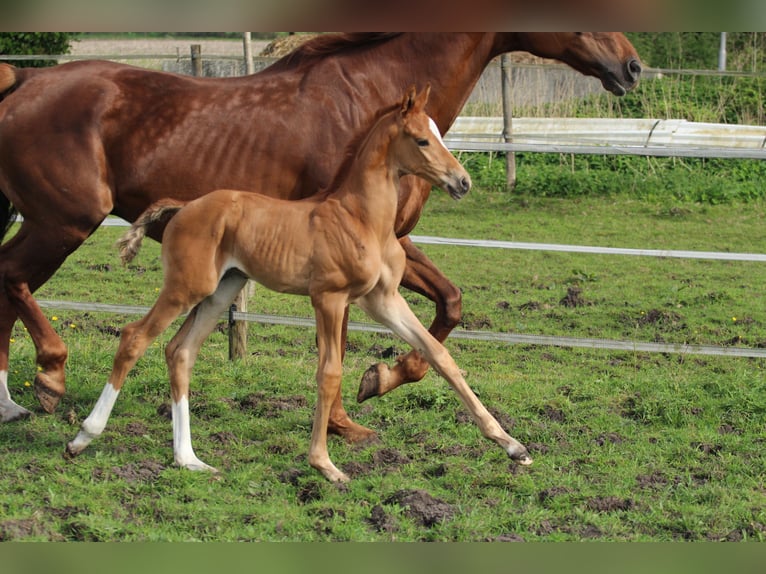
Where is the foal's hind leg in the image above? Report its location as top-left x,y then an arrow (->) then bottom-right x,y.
165,272 -> 248,472
66,293 -> 191,458
358,288 -> 531,467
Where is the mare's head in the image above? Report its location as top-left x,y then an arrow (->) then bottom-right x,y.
517,32 -> 642,96
392,85 -> 471,200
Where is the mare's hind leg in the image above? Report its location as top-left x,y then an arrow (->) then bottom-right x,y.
0,220 -> 101,415
357,287 -> 531,466
326,305 -> 378,444
358,236 -> 461,402
165,272 -> 248,472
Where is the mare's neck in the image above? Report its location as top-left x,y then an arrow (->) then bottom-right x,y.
379,34 -> 501,134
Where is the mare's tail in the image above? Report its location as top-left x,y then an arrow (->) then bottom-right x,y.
117,199 -> 186,264
0,63 -> 19,243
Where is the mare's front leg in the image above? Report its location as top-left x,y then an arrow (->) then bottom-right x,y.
0,299 -> 30,421
358,287 -> 531,466
0,220 -> 96,416
309,292 -> 350,482
357,235 -> 461,403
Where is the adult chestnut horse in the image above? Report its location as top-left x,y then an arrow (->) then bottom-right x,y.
67,87 -> 529,482
0,33 -> 641,440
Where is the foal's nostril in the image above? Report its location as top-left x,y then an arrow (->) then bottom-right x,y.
461,176 -> 471,192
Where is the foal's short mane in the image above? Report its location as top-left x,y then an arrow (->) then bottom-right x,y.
268,33 -> 402,72
320,100 -> 402,197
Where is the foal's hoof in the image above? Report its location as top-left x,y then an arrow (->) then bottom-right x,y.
33,374 -> 64,414
0,403 -> 32,422
511,448 -> 534,466
357,363 -> 386,403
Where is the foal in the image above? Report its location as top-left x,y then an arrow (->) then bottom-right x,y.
66,86 -> 532,482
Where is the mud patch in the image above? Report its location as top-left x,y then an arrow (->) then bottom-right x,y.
538,486 -> 572,505
560,287 -> 588,308
0,518 -> 43,541
385,489 -> 454,527
636,308 -> 684,328
372,447 -> 411,469
238,391 -> 308,418
586,496 -> 634,512
101,459 -> 166,483
368,504 -> 398,533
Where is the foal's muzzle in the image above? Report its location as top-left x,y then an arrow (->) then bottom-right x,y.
447,173 -> 472,200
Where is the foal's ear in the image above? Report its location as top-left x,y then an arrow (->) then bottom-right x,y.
414,83 -> 431,111
401,84 -> 431,115
402,85 -> 418,114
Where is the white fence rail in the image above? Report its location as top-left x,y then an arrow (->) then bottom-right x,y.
446,117 -> 766,160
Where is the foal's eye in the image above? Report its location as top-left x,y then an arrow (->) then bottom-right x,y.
416,138 -> 429,147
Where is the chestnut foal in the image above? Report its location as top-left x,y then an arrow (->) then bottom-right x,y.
66,87 -> 531,481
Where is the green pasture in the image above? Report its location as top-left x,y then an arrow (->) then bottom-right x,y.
0,179 -> 764,542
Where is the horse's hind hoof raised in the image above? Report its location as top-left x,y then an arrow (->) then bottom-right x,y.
33,373 -> 64,414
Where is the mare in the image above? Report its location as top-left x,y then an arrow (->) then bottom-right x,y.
0,33 -> 642,440
65,87 -> 529,482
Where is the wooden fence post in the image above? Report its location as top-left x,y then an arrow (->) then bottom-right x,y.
229,281 -> 252,360
501,54 -> 516,191
243,32 -> 254,75
191,44 -> 202,76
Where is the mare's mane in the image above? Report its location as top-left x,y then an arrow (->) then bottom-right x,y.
268,33 -> 402,72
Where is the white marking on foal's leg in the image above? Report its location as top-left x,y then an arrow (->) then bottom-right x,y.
0,370 -> 32,421
66,383 -> 120,455
172,395 -> 218,472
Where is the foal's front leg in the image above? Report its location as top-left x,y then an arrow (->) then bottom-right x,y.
358,288 -> 532,466
309,292 -> 350,483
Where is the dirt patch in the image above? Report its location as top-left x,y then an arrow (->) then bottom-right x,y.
368,504 -> 398,533
538,486 -> 572,505
559,286 -> 589,308
586,496 -> 634,512
460,313 -> 493,330
372,447 -> 411,469
384,489 -> 455,527
0,518 -> 43,541
238,391 -> 308,418
123,421 -> 148,436
96,459 -> 165,483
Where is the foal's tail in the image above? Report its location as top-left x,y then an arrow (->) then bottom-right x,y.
117,199 -> 186,264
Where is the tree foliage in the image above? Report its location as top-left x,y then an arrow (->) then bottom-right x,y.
0,33 -> 74,67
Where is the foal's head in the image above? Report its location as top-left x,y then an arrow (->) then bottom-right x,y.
394,85 -> 471,200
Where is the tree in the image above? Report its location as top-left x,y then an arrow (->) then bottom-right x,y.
0,33 -> 74,67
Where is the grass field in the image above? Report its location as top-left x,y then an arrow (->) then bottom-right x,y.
1,189 -> 765,542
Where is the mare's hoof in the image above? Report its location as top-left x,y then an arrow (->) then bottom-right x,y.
34,374 -> 64,414
357,363 -> 385,403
